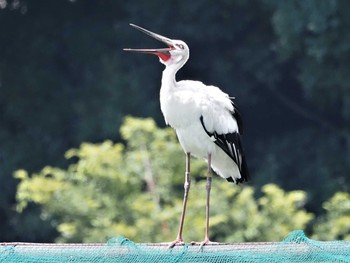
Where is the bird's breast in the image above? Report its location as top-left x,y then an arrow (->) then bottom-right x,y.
175,123 -> 216,156
160,89 -> 200,128
159,87 -> 217,156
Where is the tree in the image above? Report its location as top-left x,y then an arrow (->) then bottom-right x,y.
15,117 -> 314,243
312,192 -> 350,241
15,117 -> 204,242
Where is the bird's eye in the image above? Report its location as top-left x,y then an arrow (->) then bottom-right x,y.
176,44 -> 185,50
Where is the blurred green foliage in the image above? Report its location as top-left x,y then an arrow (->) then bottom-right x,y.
0,0 -> 349,241
312,192 -> 350,241
16,117 -> 318,243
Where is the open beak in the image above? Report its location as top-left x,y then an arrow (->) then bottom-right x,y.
123,24 -> 174,61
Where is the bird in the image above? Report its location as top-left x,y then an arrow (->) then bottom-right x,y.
124,24 -> 249,248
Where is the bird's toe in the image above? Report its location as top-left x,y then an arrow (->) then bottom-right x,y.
191,239 -> 219,250
167,239 -> 185,248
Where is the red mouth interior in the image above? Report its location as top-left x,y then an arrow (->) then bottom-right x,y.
151,50 -> 171,61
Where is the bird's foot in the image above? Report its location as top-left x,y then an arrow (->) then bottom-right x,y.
191,238 -> 219,250
167,238 -> 185,248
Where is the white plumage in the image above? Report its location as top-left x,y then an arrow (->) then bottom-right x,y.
124,24 -> 249,247
161,78 -> 242,181
157,37 -> 248,183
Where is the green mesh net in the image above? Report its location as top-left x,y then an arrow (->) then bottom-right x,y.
1,230 -> 350,262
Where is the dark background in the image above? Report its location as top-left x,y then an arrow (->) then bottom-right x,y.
1,0 -> 349,242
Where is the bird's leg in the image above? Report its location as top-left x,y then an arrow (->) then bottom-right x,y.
191,153 -> 218,248
168,152 -> 191,248
203,159 -> 216,245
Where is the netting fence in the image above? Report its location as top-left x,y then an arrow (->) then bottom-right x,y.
1,230 -> 350,262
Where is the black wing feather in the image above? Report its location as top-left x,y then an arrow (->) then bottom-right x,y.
200,106 -> 249,184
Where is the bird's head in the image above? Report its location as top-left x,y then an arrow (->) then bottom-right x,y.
124,24 -> 189,68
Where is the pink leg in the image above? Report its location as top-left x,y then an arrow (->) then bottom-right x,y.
168,152 -> 191,248
192,153 -> 218,247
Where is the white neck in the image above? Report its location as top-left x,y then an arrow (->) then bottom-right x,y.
160,52 -> 189,91
161,65 -> 178,89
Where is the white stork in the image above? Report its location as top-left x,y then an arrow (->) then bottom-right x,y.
124,24 -> 249,247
